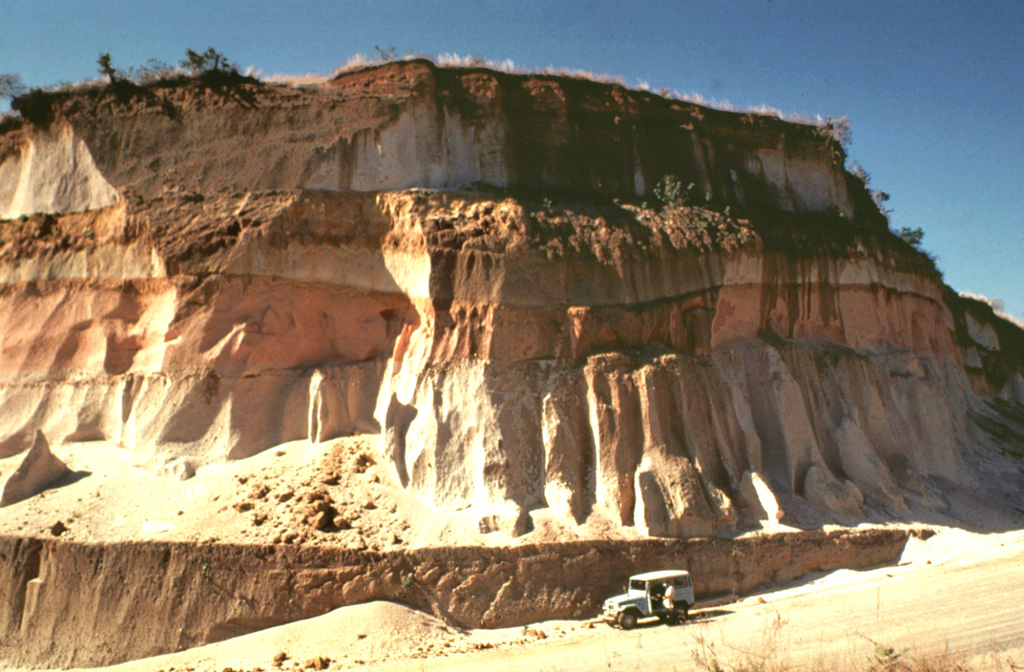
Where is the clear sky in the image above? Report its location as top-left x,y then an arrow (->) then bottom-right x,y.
2,0 -> 1022,319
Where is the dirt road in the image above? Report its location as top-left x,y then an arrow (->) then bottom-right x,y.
374,528 -> 1024,672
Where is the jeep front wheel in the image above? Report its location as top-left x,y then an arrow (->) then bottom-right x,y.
618,611 -> 639,630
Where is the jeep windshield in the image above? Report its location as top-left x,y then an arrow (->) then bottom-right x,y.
629,580 -> 646,591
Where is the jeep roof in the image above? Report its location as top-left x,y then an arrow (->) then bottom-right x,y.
630,569 -> 689,582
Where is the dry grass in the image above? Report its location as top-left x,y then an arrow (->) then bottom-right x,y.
263,71 -> 330,87
691,616 -> 1016,672
39,76 -> 108,95
332,52 -> 373,75
692,612 -> 790,672
860,649 -> 1016,672
437,52 -> 517,72
297,52 -> 835,132
959,292 -> 1024,330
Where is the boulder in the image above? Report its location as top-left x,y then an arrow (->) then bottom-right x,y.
1,431 -> 70,507
633,453 -> 725,538
477,505 -> 532,537
803,463 -> 864,519
833,418 -> 908,513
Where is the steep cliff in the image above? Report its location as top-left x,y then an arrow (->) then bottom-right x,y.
1,60 -> 1022,541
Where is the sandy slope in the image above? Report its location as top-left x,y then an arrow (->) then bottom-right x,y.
5,432 -> 990,552
54,601 -> 584,672
0,436 -> 631,550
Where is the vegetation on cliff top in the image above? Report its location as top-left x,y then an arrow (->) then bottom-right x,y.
2,50 -> 848,143
6,47 -> 258,129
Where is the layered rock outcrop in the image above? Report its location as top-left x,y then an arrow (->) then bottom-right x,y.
5,60 -> 854,215
2,60 -> 1022,538
0,528 -> 919,668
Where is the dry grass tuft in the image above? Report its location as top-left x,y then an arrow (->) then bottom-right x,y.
960,292 -> 1024,329
331,52 -> 372,76
437,52 -> 517,72
264,71 -> 329,87
692,612 -> 789,672
690,611 -> 1016,672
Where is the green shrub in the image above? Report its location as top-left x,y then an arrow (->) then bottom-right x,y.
898,226 -> 924,248
180,48 -> 234,74
0,73 -> 28,100
97,53 -> 119,83
653,175 -> 694,209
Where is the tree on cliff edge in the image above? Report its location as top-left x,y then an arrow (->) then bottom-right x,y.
0,73 -> 28,101
180,48 -> 235,75
898,226 -> 925,249
97,53 -> 120,83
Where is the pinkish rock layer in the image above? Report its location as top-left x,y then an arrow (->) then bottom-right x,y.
1,62 -> 1023,535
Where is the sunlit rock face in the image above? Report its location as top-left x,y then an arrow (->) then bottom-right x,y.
1,60 -> 1021,536
0,125 -> 119,219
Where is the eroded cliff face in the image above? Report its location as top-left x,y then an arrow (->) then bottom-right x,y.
1,61 -> 1022,538
368,192 -> 988,536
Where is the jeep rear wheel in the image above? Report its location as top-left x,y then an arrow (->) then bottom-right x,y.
618,611 -> 639,630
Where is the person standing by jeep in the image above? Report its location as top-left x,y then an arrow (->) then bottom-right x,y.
663,581 -> 675,613
601,570 -> 693,629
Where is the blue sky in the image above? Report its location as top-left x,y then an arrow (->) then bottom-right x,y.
2,0 -> 1022,319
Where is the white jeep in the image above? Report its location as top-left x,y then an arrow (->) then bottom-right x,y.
601,569 -> 694,629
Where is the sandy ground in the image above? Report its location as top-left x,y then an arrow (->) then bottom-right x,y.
56,600 -> 586,672
0,436 -> 648,550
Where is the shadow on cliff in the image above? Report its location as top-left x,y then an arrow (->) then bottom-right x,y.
22,469 -> 93,514
189,70 -> 265,109
765,469 -> 1024,536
